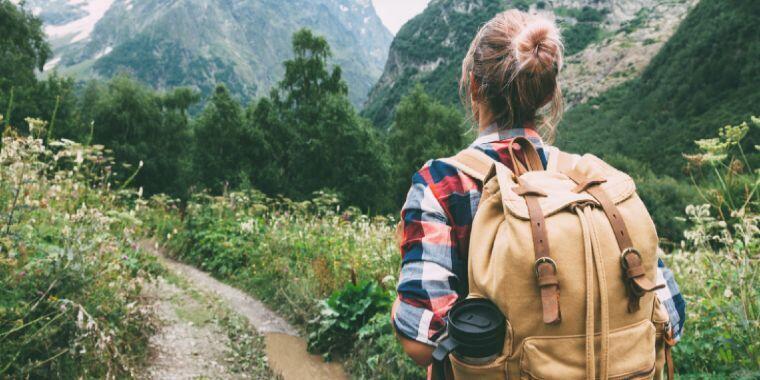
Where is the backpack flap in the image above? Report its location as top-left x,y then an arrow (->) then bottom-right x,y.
498,153 -> 637,220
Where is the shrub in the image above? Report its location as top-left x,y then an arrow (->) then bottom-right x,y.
0,125 -> 159,377
666,118 -> 759,375
307,280 -> 391,360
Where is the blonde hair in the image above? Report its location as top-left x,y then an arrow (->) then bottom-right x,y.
460,9 -> 564,142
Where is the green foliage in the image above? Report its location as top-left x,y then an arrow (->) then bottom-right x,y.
247,29 -> 392,211
558,0 -> 760,178
619,7 -> 652,35
0,0 -> 49,92
80,76 -> 199,198
348,312 -> 426,379
0,134 -> 160,378
388,84 -> 467,205
193,84 -> 249,193
665,119 -> 759,374
307,280 -> 391,359
557,6 -> 608,55
0,2 -> 78,134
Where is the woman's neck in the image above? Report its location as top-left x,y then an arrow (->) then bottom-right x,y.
476,104 -> 536,132
476,103 -> 495,133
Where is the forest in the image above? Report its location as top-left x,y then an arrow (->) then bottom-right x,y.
0,0 -> 758,378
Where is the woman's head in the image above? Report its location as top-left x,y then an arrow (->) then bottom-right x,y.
460,9 -> 563,140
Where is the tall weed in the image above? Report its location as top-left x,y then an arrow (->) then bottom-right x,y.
0,120 -> 160,378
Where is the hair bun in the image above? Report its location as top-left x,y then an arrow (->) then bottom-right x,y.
513,20 -> 563,74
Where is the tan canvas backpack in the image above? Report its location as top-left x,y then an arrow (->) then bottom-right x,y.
437,138 -> 677,380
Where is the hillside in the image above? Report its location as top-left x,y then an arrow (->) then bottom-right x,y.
363,0 -> 695,128
557,0 -> 760,177
18,0 -> 392,105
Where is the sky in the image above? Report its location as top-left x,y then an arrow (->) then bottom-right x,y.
372,0 -> 430,34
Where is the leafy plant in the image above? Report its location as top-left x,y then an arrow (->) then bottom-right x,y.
0,131 -> 159,378
307,280 -> 391,360
666,118 -> 759,374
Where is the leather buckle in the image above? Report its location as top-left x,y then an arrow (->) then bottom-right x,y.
534,257 -> 558,278
620,247 -> 642,270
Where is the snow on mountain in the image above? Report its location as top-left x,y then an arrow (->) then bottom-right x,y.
43,0 -> 115,43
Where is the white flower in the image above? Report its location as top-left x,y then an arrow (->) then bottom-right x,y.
240,219 -> 255,234
723,287 -> 733,298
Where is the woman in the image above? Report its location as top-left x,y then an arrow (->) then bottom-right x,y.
391,9 -> 686,371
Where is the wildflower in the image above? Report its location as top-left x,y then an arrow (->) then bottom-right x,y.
723,287 -> 733,298
240,219 -> 255,234
693,138 -> 729,164
718,122 -> 749,146
25,117 -> 47,137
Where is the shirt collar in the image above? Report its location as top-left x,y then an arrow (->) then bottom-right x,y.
469,122 -> 545,148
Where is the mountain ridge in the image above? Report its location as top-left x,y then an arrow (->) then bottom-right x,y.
363,0 -> 696,128
19,0 -> 392,105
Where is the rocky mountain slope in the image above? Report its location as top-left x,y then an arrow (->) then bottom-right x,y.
363,0 -> 697,128
18,0 -> 392,105
558,0 -> 759,177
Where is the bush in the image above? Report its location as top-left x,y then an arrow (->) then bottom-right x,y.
666,118 -> 759,375
0,123 -> 160,378
307,281 -> 391,360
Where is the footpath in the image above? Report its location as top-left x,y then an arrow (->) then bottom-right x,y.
139,241 -> 348,380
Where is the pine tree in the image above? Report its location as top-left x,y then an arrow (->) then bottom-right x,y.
252,29 -> 392,210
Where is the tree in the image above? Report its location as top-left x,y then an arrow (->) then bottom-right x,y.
85,75 -> 198,197
388,84 -> 467,206
256,29 -> 392,210
0,0 -> 49,93
193,84 -> 249,193
0,0 -> 76,133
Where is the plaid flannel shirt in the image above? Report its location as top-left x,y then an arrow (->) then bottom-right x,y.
393,126 -> 686,347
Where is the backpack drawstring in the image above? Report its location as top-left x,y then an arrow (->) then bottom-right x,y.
575,205 -> 610,379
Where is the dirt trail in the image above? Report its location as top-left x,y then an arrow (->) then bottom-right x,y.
140,277 -> 239,379
143,241 -> 348,380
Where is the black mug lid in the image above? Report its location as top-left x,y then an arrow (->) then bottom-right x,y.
447,298 -> 505,358
449,298 -> 505,339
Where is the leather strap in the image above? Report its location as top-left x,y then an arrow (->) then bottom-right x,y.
517,177 -> 560,325
560,160 -> 663,312
664,328 -> 677,380
508,137 -> 544,175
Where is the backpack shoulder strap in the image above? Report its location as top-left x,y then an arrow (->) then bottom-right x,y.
439,148 -> 498,182
544,146 -> 579,173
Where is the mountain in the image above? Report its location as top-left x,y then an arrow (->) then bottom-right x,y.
557,0 -> 760,177
18,0 -> 392,105
362,0 -> 696,128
